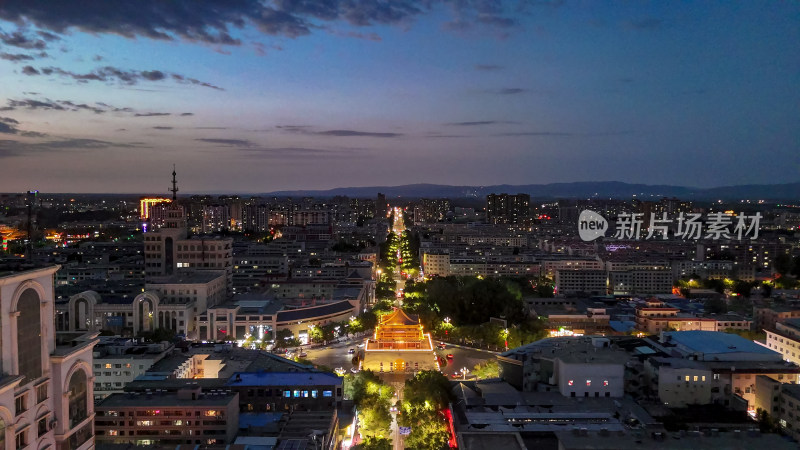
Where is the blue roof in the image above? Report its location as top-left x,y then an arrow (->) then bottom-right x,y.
664,331 -> 776,356
226,371 -> 342,387
609,320 -> 636,332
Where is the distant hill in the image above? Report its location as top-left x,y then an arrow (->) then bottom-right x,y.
262,181 -> 800,201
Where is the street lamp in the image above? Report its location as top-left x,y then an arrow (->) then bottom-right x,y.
501,328 -> 509,351
461,367 -> 469,381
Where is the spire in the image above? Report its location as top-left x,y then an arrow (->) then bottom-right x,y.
170,165 -> 179,201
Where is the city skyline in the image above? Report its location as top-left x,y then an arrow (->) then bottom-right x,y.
0,1 -> 798,193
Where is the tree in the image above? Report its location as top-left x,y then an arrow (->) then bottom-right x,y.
352,437 -> 392,450
774,254 -> 794,276
358,396 -> 392,439
733,280 -> 754,298
401,409 -> 450,450
704,298 -> 727,314
473,359 -> 500,379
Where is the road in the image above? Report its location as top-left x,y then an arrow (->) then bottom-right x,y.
301,336 -> 368,372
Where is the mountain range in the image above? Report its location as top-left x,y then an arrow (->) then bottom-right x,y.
262,181 -> 800,201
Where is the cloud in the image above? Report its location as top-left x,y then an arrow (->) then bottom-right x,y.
0,30 -> 47,49
475,64 -> 503,71
1,98 -> 136,114
315,129 -> 402,138
238,146 -> 361,159
92,54 -> 104,61
153,126 -> 173,130
180,112 -> 194,116
0,122 -> 17,134
493,131 -> 572,136
22,64 -> 224,90
626,18 -> 663,30
134,112 -> 170,117
1,52 -> 34,61
327,29 -> 382,41
445,120 -> 517,126
490,87 -> 526,95
0,117 -> 20,125
196,138 -> 255,147
0,138 -> 145,157
0,0 -> 525,48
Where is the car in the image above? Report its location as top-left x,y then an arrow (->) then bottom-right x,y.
437,343 -> 447,349
446,354 -> 454,359
357,343 -> 365,348
348,348 -> 355,354
389,406 -> 398,413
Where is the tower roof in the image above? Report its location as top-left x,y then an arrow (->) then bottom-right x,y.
379,308 -> 419,326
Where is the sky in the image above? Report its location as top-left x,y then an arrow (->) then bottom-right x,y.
0,1 -> 798,194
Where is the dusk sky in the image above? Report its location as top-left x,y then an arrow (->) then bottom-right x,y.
0,1 -> 798,194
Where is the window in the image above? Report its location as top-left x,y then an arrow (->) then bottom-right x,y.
303,391 -> 309,398
15,428 -> 27,450
293,390 -> 300,398
15,394 -> 27,415
36,383 -> 48,404
67,370 -> 88,427
105,364 -> 112,369
693,376 -> 698,382
323,391 -> 333,397
283,391 -> 291,398
37,416 -> 48,437
17,289 -> 43,384
685,376 -> 690,382
312,390 -> 318,398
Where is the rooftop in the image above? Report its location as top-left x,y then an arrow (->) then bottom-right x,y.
98,391 -> 236,408
555,429 -> 797,450
226,371 -> 342,387
662,331 -> 780,361
147,270 -> 226,285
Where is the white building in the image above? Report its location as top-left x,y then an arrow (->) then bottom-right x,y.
554,270 -> 607,296
0,266 -> 97,450
608,269 -> 674,295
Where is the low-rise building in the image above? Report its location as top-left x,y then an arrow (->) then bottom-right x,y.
226,371 -> 343,413
95,387 -> 239,447
554,270 -> 607,296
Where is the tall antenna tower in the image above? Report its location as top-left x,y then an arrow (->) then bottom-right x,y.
170,165 -> 179,201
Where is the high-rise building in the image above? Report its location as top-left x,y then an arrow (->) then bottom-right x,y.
0,266 -> 97,450
376,192 -> 387,218
143,170 -> 233,290
486,193 -> 531,224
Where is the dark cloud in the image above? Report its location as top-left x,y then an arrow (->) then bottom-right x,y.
0,30 -> 47,49
169,74 -> 224,90
445,120 -> 517,126
0,0 -> 522,48
22,64 -> 223,90
488,87 -> 526,95
1,98 -> 137,115
493,131 -> 572,137
92,55 -> 104,61
1,52 -> 34,61
239,146 -> 361,159
194,126 -> 227,130
153,126 -> 173,130
626,18 -> 663,30
315,129 -> 402,138
140,70 -> 166,81
36,30 -> 61,41
326,28 -> 382,41
134,112 -> 170,117
475,64 -> 502,71
276,125 -> 312,130
0,138 -> 145,158
196,138 -> 254,147
180,112 -> 194,116
0,122 -> 17,134
0,117 -> 20,125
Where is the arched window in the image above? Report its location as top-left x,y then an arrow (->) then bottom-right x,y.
67,370 -> 88,427
17,288 -> 42,383
0,417 -> 5,448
